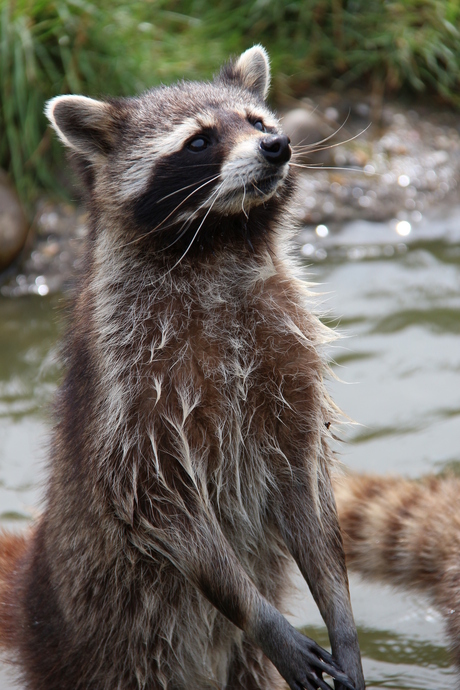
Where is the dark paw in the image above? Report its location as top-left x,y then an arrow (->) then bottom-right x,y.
253,606 -> 358,690
284,631 -> 356,690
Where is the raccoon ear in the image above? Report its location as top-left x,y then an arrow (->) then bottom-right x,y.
45,95 -> 118,161
221,45 -> 271,100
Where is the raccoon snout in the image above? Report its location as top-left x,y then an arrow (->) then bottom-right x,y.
259,134 -> 291,165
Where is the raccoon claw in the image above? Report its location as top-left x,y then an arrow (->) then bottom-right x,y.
286,633 -> 356,690
308,640 -> 336,666
332,675 -> 356,690
303,645 -> 356,690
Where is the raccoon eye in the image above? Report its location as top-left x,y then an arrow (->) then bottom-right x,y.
253,120 -> 266,133
187,136 -> 209,152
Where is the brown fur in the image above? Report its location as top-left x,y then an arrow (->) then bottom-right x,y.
0,47 -> 364,690
0,531 -> 29,650
335,473 -> 460,671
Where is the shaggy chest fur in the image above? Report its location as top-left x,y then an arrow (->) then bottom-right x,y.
75,249 -> 326,561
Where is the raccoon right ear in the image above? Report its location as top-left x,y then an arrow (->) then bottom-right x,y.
219,45 -> 271,100
45,95 -> 118,161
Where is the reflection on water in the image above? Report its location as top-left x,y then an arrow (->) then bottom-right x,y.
1,207 -> 460,688
298,207 -> 460,484
0,296 -> 60,525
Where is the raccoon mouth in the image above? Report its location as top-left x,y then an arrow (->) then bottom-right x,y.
214,166 -> 287,214
218,174 -> 281,207
248,173 -> 281,196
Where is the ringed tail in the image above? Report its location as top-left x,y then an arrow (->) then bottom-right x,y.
334,473 -> 460,666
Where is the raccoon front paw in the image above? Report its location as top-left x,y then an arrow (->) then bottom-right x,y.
278,629 -> 356,690
254,612 -> 356,690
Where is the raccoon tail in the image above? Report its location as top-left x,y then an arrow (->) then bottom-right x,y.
334,473 -> 460,665
0,530 -> 28,649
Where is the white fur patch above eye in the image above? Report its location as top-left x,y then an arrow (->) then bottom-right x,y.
151,116 -> 217,159
245,108 -> 279,131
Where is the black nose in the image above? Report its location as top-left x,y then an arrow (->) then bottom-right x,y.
259,134 -> 291,165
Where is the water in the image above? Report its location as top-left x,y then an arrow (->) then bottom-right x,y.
1,207 -> 459,688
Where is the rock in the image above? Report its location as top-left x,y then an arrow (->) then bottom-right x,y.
0,171 -> 29,272
281,106 -> 335,164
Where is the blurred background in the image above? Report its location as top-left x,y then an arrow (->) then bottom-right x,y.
1,1 -> 460,688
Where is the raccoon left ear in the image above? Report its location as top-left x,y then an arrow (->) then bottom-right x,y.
220,45 -> 271,100
45,95 -> 119,161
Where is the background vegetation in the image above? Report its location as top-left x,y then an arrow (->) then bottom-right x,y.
1,0 -> 460,206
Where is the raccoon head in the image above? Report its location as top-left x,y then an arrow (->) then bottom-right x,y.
46,46 -> 294,254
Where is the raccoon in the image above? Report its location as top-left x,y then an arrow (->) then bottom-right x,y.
335,473 -> 460,672
0,47 -> 365,690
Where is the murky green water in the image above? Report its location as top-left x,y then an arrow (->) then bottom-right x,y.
1,207 -> 459,688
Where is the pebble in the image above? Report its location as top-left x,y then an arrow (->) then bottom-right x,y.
0,171 -> 29,272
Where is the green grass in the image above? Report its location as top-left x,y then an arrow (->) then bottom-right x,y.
0,0 -> 154,205
1,0 -> 460,207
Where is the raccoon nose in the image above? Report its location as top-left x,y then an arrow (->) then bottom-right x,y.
259,134 -> 291,165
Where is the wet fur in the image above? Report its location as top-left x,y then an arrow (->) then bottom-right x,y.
0,48 -> 364,690
335,473 -> 460,672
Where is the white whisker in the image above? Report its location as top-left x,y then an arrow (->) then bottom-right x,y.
156,174 -> 221,204
289,162 -> 379,175
241,178 -> 248,219
292,111 -> 351,150
120,174 -> 221,249
251,181 -> 264,196
160,184 -> 224,251
152,182 -> 225,284
292,124 -> 371,154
